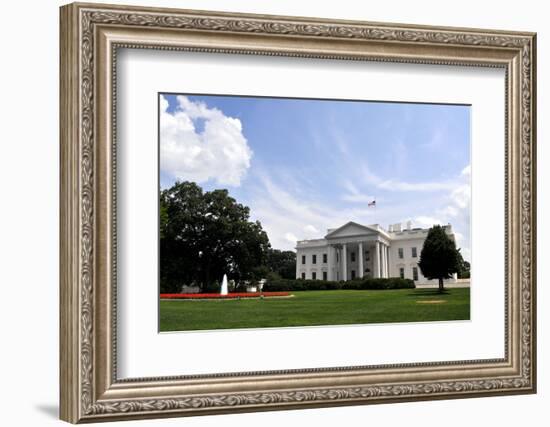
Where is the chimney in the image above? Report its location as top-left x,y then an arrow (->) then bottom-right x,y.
406,221 -> 412,231
388,224 -> 393,232
393,223 -> 401,232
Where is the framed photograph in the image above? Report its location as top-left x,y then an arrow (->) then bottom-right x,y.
60,2 -> 537,423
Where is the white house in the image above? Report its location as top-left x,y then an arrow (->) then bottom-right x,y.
295,221 -> 458,285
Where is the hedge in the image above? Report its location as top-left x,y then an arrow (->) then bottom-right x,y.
341,278 -> 415,290
262,277 -> 415,292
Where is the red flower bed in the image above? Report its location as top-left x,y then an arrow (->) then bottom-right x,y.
160,292 -> 290,300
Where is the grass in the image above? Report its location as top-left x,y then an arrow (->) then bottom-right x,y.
159,288 -> 470,332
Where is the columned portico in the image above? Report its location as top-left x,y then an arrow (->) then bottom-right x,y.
322,239 -> 391,280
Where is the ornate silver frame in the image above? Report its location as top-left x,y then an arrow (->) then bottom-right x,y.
60,2 -> 537,423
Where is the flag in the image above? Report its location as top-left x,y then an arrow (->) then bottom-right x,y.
368,200 -> 376,207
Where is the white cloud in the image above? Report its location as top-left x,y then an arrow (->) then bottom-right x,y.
454,231 -> 465,243
433,164 -> 471,260
420,127 -> 446,150
459,247 -> 471,262
303,224 -> 319,235
353,159 -> 472,261
358,161 -> 456,192
439,205 -> 459,217
413,216 -> 444,228
160,95 -> 252,186
284,232 -> 298,244
249,173 -> 385,251
342,193 -> 376,203
341,181 -> 375,203
246,156 -> 471,260
450,184 -> 470,209
378,179 -> 456,192
396,164 -> 471,260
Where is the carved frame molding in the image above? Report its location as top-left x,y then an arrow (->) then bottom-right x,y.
60,2 -> 536,423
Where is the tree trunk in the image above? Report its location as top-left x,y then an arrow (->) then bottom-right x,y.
438,277 -> 444,293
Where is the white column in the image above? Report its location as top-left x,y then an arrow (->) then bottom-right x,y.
337,247 -> 341,281
342,243 -> 347,281
385,245 -> 390,277
296,250 -> 300,279
385,244 -> 389,278
327,245 -> 334,281
380,242 -> 386,278
381,243 -> 385,278
374,241 -> 380,278
358,242 -> 364,279
386,245 -> 390,278
380,243 -> 386,277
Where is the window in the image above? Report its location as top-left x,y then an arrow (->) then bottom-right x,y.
399,267 -> 405,279
398,248 -> 404,259
312,271 -> 317,280
412,247 -> 417,258
323,271 -> 328,280
351,270 -> 356,280
351,252 -> 356,262
336,252 -> 339,262
301,255 -> 306,265
323,253 -> 327,263
413,267 -> 419,281
365,250 -> 370,261
312,254 -> 317,264
301,272 -> 305,280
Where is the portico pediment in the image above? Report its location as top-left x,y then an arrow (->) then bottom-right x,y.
325,221 -> 378,239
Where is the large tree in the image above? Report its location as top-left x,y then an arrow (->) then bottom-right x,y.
418,225 -> 461,292
266,249 -> 297,279
160,181 -> 270,293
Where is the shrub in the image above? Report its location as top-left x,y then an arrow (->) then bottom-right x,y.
262,277 -> 414,292
341,277 -> 415,290
202,281 -> 221,293
233,282 -> 249,293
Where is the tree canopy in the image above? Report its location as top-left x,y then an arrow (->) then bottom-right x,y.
417,225 -> 461,292
266,249 -> 296,280
456,250 -> 470,279
160,181 -> 270,293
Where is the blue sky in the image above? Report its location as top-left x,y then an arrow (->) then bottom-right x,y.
160,93 -> 471,260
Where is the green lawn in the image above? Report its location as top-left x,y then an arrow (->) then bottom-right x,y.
159,288 -> 470,332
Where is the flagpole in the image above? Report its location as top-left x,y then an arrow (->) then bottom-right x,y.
368,198 -> 376,226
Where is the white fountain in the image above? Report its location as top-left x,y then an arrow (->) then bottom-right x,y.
220,274 -> 228,295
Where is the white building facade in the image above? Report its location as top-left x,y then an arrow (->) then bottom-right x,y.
295,221 -> 458,285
